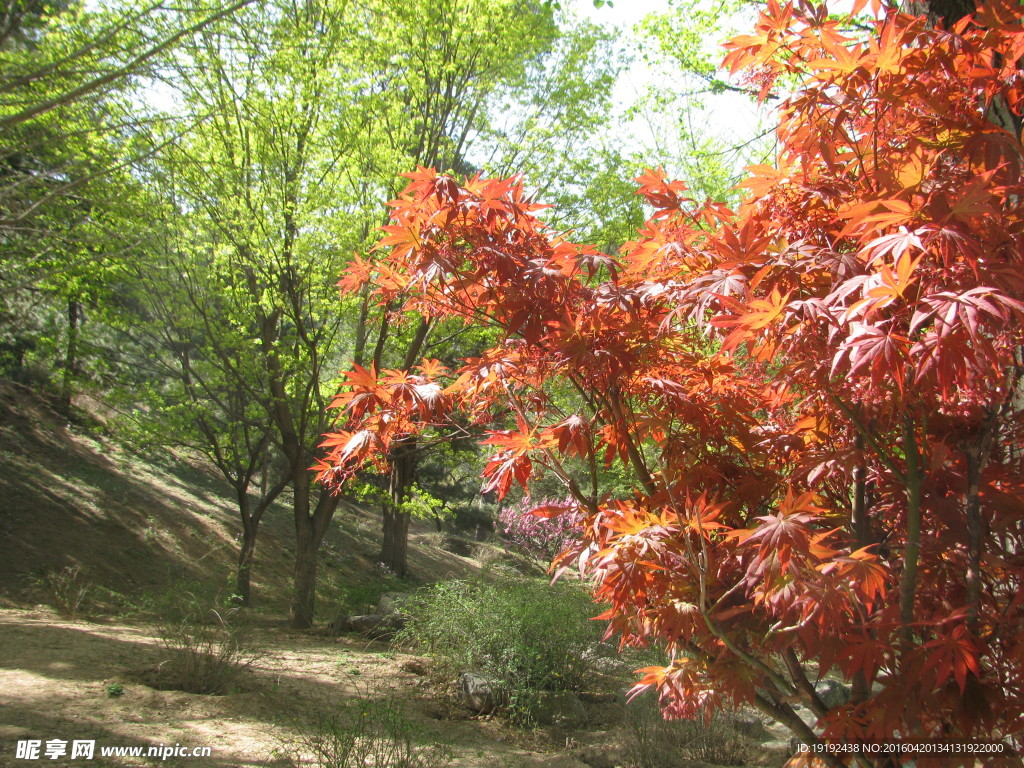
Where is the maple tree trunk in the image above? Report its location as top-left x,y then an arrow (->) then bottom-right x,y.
380,503 -> 411,577
374,318 -> 431,578
750,693 -> 848,768
964,412 -> 997,626
964,449 -> 984,627
850,431 -> 871,705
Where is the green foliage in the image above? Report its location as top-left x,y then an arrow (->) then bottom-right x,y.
0,0 -> 248,404
105,682 -> 125,697
398,484 -> 449,522
397,575 -> 604,698
410,441 -> 496,533
625,0 -> 772,204
328,564 -> 407,616
289,694 -> 452,768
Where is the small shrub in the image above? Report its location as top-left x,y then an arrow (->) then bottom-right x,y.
331,563 -> 407,615
106,682 -> 125,697
291,695 -> 452,768
498,498 -> 584,561
624,698 -> 755,768
118,578 -> 224,620
152,592 -> 261,695
36,565 -> 92,616
397,574 -> 608,720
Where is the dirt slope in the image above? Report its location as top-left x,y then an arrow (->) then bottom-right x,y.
0,379 -> 478,615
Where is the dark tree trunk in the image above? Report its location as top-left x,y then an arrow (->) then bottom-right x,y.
353,283 -> 371,368
380,436 -> 416,577
289,478 -> 340,629
291,518 -> 318,628
60,296 -> 81,415
380,503 -> 411,577
235,495 -> 259,606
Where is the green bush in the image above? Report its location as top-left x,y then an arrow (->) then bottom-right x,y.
397,575 -> 606,698
329,563 -> 408,616
291,695 -> 452,768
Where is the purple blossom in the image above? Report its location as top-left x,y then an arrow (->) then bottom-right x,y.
498,497 -> 584,560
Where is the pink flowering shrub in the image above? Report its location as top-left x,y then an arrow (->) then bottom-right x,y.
498,498 -> 584,561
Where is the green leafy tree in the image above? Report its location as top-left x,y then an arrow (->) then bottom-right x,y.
628,0 -> 774,204
150,0 -> 369,627
0,0 -> 251,406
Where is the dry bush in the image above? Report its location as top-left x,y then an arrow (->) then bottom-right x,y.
35,565 -> 92,616
289,694 -> 452,768
152,592 -> 261,695
625,699 -> 756,768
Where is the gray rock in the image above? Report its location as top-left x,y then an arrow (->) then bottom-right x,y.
346,614 -> 404,640
376,592 -> 409,618
726,709 -> 773,741
814,679 -> 851,709
587,655 -> 632,677
526,690 -> 588,727
461,672 -> 507,713
758,740 -> 795,767
328,612 -> 351,633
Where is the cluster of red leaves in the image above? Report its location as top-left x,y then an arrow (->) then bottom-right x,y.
317,0 -> 1024,760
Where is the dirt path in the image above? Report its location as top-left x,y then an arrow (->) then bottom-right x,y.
0,610 -> 605,768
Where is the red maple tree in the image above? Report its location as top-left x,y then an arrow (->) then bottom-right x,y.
317,1 -> 1024,763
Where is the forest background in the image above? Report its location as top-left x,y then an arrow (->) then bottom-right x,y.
0,0 -> 770,626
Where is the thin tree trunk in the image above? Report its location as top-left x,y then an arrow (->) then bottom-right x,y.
964,412 -> 997,626
899,416 -> 923,646
353,283 -> 371,368
60,296 -> 81,415
290,470 -> 315,628
236,514 -> 258,606
291,526 -> 318,628
235,470 -> 288,607
290,476 -> 340,629
851,429 -> 871,704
